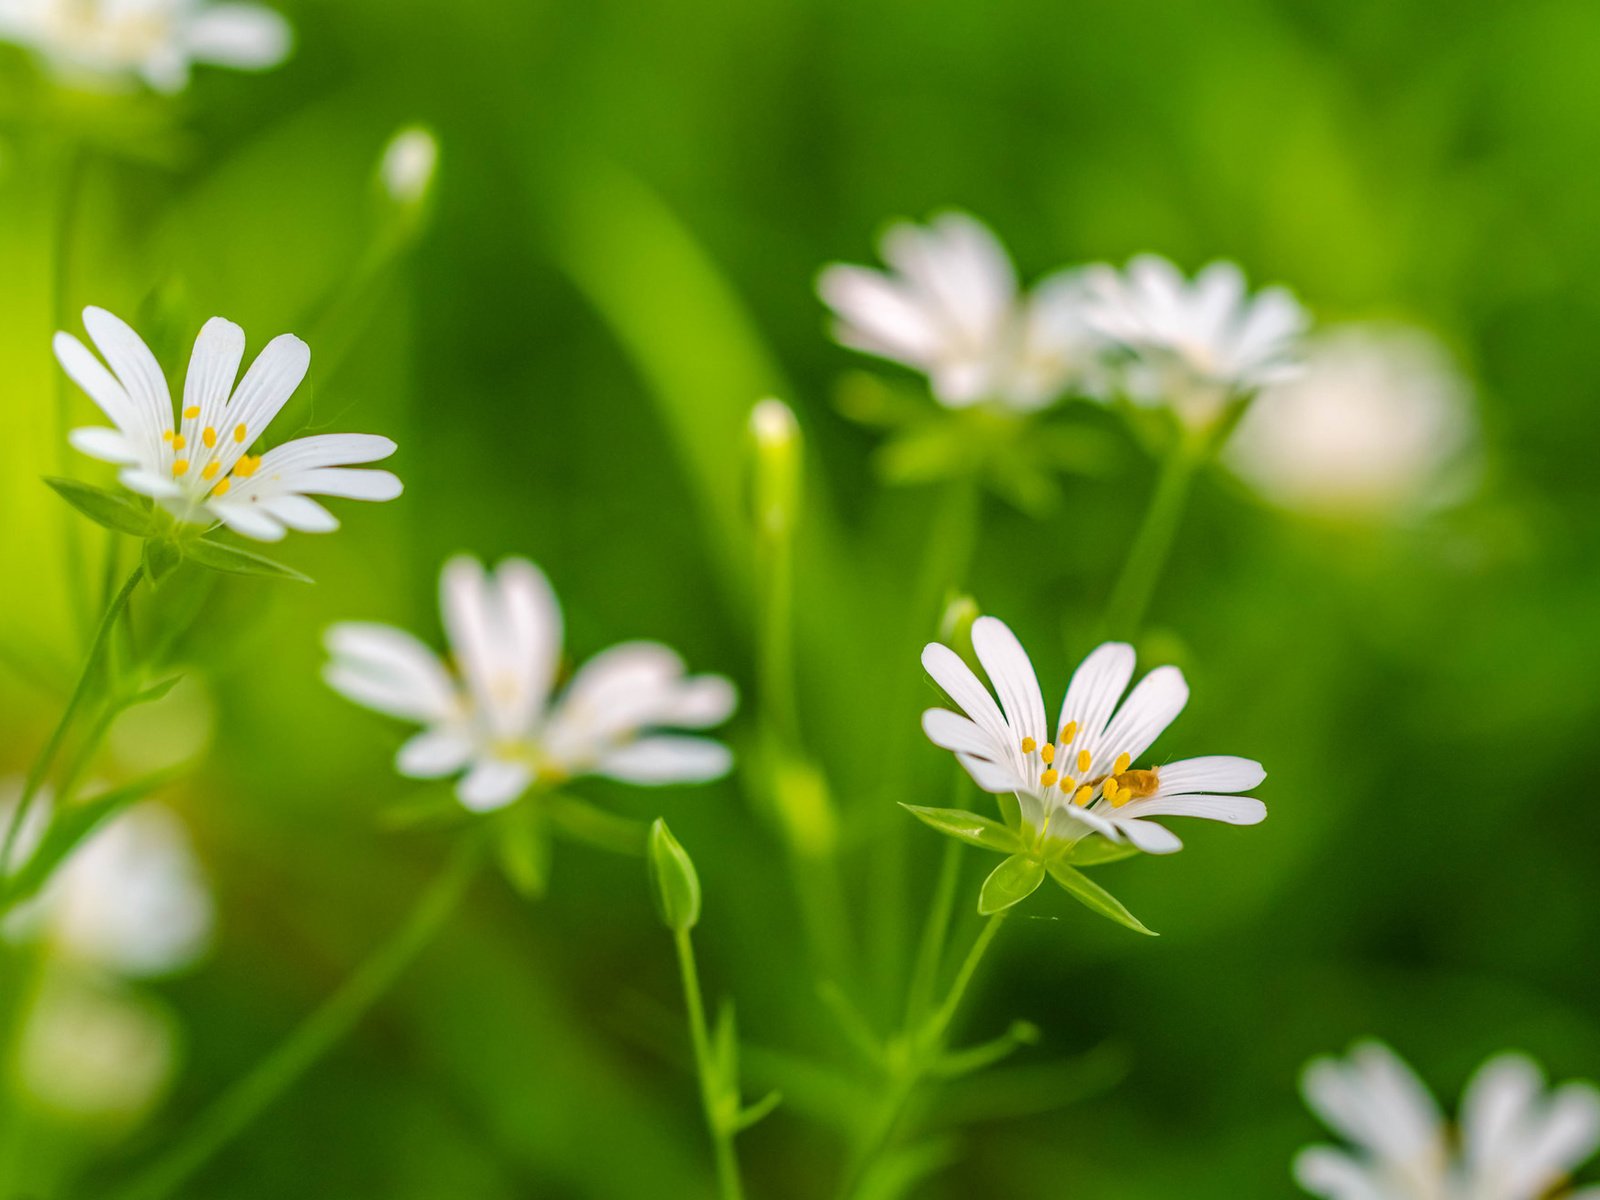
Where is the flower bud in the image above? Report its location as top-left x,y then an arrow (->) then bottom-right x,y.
647,819 -> 701,932
749,398 -> 801,538
379,125 -> 439,208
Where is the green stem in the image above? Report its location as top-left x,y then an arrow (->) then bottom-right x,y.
757,522 -> 799,747
903,835 -> 962,1029
109,836 -> 484,1200
0,565 -> 141,877
674,927 -> 745,1200
1099,435 -> 1202,638
841,912 -> 1007,1199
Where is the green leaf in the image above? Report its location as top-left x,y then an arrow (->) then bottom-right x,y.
184,537 -> 312,583
494,805 -> 551,900
1064,837 -> 1142,867
901,804 -> 1022,854
734,1090 -> 783,1132
143,536 -> 181,584
0,770 -> 178,911
646,818 -> 701,932
977,854 -> 1046,915
45,477 -> 156,537
1047,862 -> 1158,936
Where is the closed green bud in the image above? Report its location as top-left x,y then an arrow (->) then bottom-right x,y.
749,397 -> 802,537
647,818 -> 701,932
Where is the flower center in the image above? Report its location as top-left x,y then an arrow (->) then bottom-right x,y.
163,419 -> 257,499
1019,734 -> 1160,808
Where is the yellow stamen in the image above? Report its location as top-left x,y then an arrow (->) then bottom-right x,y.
1059,720 -> 1078,744
1076,749 -> 1092,775
203,426 -> 217,448
1113,752 -> 1131,775
233,423 -> 248,444
183,405 -> 200,419
1040,743 -> 1055,765
234,455 -> 260,478
201,461 -> 221,480
1057,776 -> 1076,794
1103,778 -> 1121,803
171,434 -> 186,449
1040,769 -> 1059,788
1072,784 -> 1093,807
162,429 -> 175,443
1020,737 -> 1036,754
172,459 -> 189,477
212,478 -> 231,497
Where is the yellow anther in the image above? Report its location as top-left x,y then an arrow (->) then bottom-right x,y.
1057,776 -> 1077,794
1113,752 -> 1131,775
234,455 -> 260,478
172,459 -> 190,477
183,405 -> 200,419
171,434 -> 186,449
1076,749 -> 1092,775
1103,778 -> 1121,803
1072,784 -> 1094,807
233,423 -> 248,444
162,429 -> 175,443
203,426 -> 217,448
1020,737 -> 1036,754
212,478 -> 231,497
1059,720 -> 1078,744
1040,769 -> 1059,788
1040,743 -> 1055,765
201,461 -> 221,480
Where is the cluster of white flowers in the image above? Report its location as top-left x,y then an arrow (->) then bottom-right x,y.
1297,1042 -> 1600,1200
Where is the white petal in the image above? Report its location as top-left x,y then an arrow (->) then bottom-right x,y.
1155,755 -> 1264,795
255,433 -> 398,473
223,332 -> 309,447
275,467 -> 402,502
183,4 -> 293,69
1292,1147 -> 1388,1200
597,737 -> 732,785
323,621 -> 457,722
954,755 -> 1025,794
182,317 -> 245,437
262,494 -> 337,532
119,468 -> 184,501
922,642 -> 1012,750
922,708 -> 1004,758
396,729 -> 474,777
1097,665 -> 1188,763
662,675 -> 738,729
1116,794 -> 1266,825
68,426 -> 137,464
207,500 -> 285,541
971,616 -> 1046,748
55,332 -> 137,436
818,265 -> 939,366
456,759 -> 531,812
81,308 -> 172,457
1114,817 -> 1183,854
1057,642 -> 1135,743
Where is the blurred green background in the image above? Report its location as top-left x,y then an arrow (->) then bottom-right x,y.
3,0 -> 1600,1195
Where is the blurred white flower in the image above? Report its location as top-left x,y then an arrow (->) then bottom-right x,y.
56,307 -> 402,542
1226,323 -> 1478,517
2,787 -> 213,978
379,124 -> 439,207
324,555 -> 739,812
1082,254 -> 1307,428
921,617 -> 1266,854
0,0 -> 291,93
1297,1041 -> 1600,1200
16,969 -> 178,1124
818,211 -> 1103,411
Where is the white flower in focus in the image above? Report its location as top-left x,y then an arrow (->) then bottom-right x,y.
1297,1041 -> 1600,1200
921,618 -> 1266,854
380,124 -> 439,206
0,0 -> 291,92
2,789 -> 213,978
1226,323 -> 1477,517
1081,254 -> 1308,427
56,307 -> 402,542
325,555 -> 739,812
818,212 -> 1103,411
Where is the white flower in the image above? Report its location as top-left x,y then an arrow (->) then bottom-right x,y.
1226,323 -> 1478,517
1297,1041 -> 1600,1200
1081,253 -> 1308,426
0,0 -> 291,92
2,787 -> 213,978
818,211 -> 1102,411
56,307 -> 402,542
920,617 -> 1266,854
324,555 -> 739,812
379,124 -> 439,206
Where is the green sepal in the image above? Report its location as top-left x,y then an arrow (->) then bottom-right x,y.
0,770 -> 178,911
1046,862 -> 1157,936
646,818 -> 701,932
977,854 -> 1046,915
45,476 -> 156,537
143,536 -> 181,584
183,537 -> 312,583
901,804 -> 1022,854
494,804 -> 551,900
127,674 -> 186,708
1062,837 -> 1141,867
734,1090 -> 783,1132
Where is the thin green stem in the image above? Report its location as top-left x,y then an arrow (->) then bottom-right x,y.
757,523 -> 799,747
674,927 -> 745,1200
1099,436 -> 1202,638
109,836 -> 484,1200
903,835 -> 962,1029
0,565 -> 141,877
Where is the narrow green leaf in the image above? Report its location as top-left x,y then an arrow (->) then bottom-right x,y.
0,770 -> 178,911
494,805 -> 551,900
646,818 -> 701,932
901,804 -> 1022,854
734,1090 -> 783,1132
45,476 -> 156,537
184,537 -> 312,583
1046,862 -> 1158,936
977,854 -> 1046,915
1064,837 -> 1142,868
